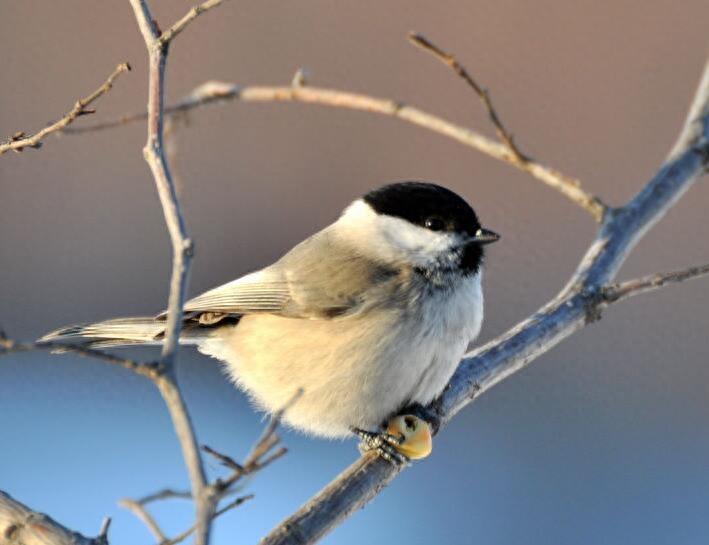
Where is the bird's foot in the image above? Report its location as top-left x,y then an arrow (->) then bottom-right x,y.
384,414 -> 433,460
352,427 -> 410,466
352,411 -> 434,465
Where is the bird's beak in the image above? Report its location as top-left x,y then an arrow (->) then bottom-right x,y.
472,227 -> 500,245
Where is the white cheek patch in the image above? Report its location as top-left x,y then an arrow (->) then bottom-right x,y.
337,200 -> 456,266
376,215 -> 454,264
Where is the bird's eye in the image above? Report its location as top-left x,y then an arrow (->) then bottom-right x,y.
424,217 -> 446,231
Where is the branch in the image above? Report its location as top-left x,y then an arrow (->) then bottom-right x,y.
120,495 -> 252,545
407,32 -> 607,221
63,78 -> 606,221
1,326 -> 284,544
602,263 -> 709,303
0,490 -> 109,545
259,58 -> 709,545
137,488 -> 193,504
160,495 -> 253,545
0,63 -> 130,155
120,406 -> 289,545
203,403 -> 291,492
0,333 -> 162,379
119,499 -> 167,544
127,1 -> 228,544
408,32 -> 526,160
159,0 -> 229,45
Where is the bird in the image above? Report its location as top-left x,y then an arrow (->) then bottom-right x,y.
41,181 -> 499,463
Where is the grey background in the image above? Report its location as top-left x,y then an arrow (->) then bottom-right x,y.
2,1 -> 709,544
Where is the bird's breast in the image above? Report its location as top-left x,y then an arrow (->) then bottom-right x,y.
198,272 -> 483,438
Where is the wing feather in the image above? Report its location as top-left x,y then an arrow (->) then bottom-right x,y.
174,229 -> 399,321
183,270 -> 292,314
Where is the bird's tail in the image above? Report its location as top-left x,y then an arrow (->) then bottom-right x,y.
39,316 -> 205,349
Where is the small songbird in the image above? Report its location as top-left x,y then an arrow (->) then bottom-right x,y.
41,181 -> 499,463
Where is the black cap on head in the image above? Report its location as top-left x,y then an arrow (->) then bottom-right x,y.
363,181 -> 481,236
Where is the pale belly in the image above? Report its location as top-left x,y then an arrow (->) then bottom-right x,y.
199,277 -> 483,438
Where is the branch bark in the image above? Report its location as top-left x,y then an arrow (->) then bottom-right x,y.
62,79 -> 605,221
602,263 -> 709,303
126,1 -> 230,544
0,491 -> 109,545
259,58 -> 709,545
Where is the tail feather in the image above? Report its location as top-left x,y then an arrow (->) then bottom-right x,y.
40,317 -> 169,348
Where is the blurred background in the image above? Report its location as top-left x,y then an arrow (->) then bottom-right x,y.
2,1 -> 709,544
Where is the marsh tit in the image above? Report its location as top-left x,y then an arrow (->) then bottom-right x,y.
42,181 -> 499,463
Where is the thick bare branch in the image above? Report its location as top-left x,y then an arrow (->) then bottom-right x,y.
259,58 -> 709,545
0,63 -> 130,155
0,490 -> 108,545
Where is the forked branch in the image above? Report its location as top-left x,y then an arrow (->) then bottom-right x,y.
407,32 -> 607,221
117,404 -> 290,545
408,32 -> 526,160
258,58 -> 709,545
126,1 -> 231,544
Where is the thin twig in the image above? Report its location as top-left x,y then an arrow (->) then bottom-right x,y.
128,0 -> 193,368
64,80 -> 606,221
408,32 -> 525,160
161,495 -> 254,545
125,403 -> 292,545
408,32 -> 607,220
137,488 -> 193,504
159,0 -> 229,46
203,390 -> 298,493
128,1 -> 231,544
602,263 -> 709,303
0,63 -> 130,155
202,445 -> 244,472
245,388 -> 302,467
119,498 -> 167,543
0,333 -> 162,379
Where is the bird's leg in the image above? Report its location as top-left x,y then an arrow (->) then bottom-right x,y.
397,401 -> 441,435
351,427 -> 410,466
